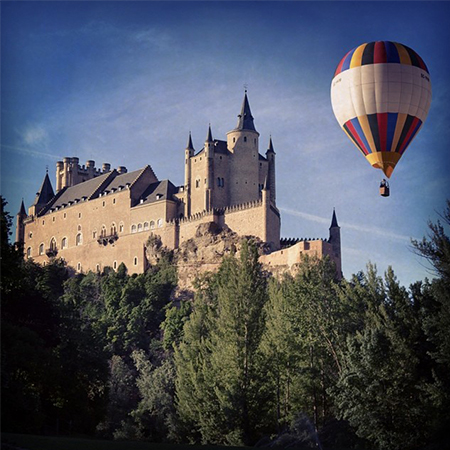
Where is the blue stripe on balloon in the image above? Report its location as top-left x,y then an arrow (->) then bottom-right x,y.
341,48 -> 357,73
400,119 -> 422,155
386,112 -> 398,151
350,117 -> 372,154
384,41 -> 400,64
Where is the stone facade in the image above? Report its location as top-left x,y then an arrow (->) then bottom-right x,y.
16,93 -> 342,278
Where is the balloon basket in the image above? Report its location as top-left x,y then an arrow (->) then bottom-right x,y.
379,184 -> 390,197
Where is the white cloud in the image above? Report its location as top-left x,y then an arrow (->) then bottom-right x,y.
22,125 -> 49,146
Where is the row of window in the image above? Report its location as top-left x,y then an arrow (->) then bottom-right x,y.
194,178 -> 226,188
76,257 -> 139,273
131,219 -> 163,233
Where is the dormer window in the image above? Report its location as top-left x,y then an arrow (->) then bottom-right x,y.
156,194 -> 162,200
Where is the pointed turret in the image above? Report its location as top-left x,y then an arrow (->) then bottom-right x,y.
235,91 -> 256,132
266,136 -> 275,154
186,132 -> 195,152
28,172 -> 55,217
15,199 -> 27,243
329,208 -> 342,279
34,173 -> 55,207
266,136 -> 276,204
206,124 -> 213,143
330,208 -> 339,229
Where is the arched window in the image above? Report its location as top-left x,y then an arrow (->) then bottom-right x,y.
217,177 -> 221,187
77,262 -> 81,272
144,222 -> 149,231
50,238 -> 57,251
96,264 -> 100,272
131,225 -> 137,233
134,257 -> 138,266
244,136 -> 247,142
157,219 -> 163,228
150,221 -> 155,230
111,223 -> 117,235
119,222 -> 124,233
39,243 -> 44,255
101,226 -> 107,237
76,233 -> 82,246
78,224 -> 82,231
195,179 -> 200,188
137,223 -> 143,232
113,261 -> 117,270
61,237 -> 67,249
27,247 -> 32,258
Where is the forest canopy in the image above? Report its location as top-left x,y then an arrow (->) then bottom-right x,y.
2,197 -> 449,450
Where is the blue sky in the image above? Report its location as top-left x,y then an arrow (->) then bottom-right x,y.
2,1 -> 449,287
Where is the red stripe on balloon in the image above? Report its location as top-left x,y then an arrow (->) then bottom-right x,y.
398,117 -> 420,154
334,50 -> 351,77
374,41 -> 387,64
346,121 -> 369,155
377,113 -> 388,152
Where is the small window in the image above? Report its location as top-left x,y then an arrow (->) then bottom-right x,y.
111,223 -> 117,234
233,137 -> 236,143
244,136 -> 247,142
134,257 -> 138,266
29,232 -> 33,239
93,230 -> 97,239
119,223 -> 124,233
76,233 -> 82,246
217,177 -> 221,187
157,219 -> 163,228
27,247 -> 32,258
144,222 -> 149,231
78,213 -> 82,218
64,213 -> 67,219
150,221 -> 155,230
77,262 -> 81,272
96,264 -> 100,272
131,225 -> 137,233
78,225 -> 82,231
137,223 -> 143,232
42,220 -> 45,226
101,226 -> 107,237
39,243 -> 44,255
113,198 -> 116,204
254,138 -> 256,145
113,261 -> 117,270
52,217 -> 55,222
61,237 -> 67,249
195,179 -> 200,188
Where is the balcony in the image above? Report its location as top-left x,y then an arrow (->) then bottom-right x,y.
97,233 -> 118,246
45,247 -> 58,257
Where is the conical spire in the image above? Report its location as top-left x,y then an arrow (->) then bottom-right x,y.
330,208 -> 339,228
235,91 -> 256,132
206,124 -> 213,143
33,173 -> 55,206
267,136 -> 275,154
186,132 -> 195,151
18,199 -> 26,216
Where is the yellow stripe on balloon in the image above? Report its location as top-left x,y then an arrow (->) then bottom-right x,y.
357,115 -> 377,153
393,42 -> 411,66
391,113 -> 407,151
350,43 -> 366,69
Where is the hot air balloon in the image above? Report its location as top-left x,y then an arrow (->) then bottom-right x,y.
330,41 -> 431,196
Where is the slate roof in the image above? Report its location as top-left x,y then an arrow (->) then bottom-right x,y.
136,180 -> 178,206
194,140 -> 230,157
234,92 -> 257,132
33,173 -> 55,206
45,172 -> 113,213
100,168 -> 147,193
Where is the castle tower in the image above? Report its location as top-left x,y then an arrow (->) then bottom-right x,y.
15,199 -> 27,243
226,91 -> 260,206
329,208 -> 342,278
184,132 -> 195,217
266,136 -> 276,204
204,125 -> 214,211
28,172 -> 55,217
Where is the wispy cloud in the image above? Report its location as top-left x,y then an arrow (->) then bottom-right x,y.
23,125 -> 49,146
279,206 -> 413,242
1,144 -> 62,161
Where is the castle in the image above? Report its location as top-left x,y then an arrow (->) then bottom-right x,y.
16,93 -> 342,278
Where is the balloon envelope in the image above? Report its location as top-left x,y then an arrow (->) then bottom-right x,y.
331,41 -> 431,178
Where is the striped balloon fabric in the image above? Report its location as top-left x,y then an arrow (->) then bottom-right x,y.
331,41 -> 431,178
